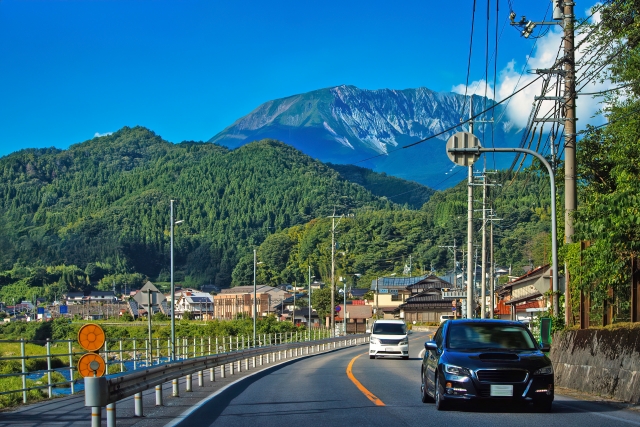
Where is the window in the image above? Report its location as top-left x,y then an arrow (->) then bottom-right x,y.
391,294 -> 401,301
447,324 -> 537,350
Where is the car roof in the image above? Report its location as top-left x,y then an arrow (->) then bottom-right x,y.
445,319 -> 526,327
373,319 -> 405,324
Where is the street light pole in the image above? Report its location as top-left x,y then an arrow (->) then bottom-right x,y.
308,265 -> 313,339
170,200 -> 184,362
253,249 -> 257,347
170,200 -> 175,361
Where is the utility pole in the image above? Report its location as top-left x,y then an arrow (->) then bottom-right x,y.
328,210 -> 343,336
481,169 -> 487,318
467,99 -> 475,319
439,240 -> 457,287
564,0 -> 576,245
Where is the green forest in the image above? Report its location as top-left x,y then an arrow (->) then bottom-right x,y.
0,124 -> 554,306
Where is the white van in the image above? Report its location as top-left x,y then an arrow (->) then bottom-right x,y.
439,315 -> 455,324
368,319 -> 409,359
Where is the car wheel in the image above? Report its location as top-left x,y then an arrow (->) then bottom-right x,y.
533,399 -> 553,413
421,370 -> 434,403
369,355 -> 375,359
434,377 -> 448,411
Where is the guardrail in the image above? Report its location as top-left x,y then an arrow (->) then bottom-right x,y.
0,329 -> 332,408
85,334 -> 368,427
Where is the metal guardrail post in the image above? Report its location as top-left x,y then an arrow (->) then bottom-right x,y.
210,366 -> 215,382
186,374 -> 192,392
92,406 -> 101,427
105,340 -> 110,374
46,339 -> 52,398
134,392 -> 143,416
172,379 -> 179,397
156,384 -> 163,405
220,364 -> 226,378
198,370 -> 203,387
252,356 -> 256,368
119,339 -> 124,372
21,338 -> 27,403
68,340 -> 75,394
106,403 -> 116,427
133,339 -> 137,370
230,362 -> 234,375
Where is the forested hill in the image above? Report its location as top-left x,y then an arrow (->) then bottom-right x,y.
0,126 -> 432,290
326,163 -> 434,209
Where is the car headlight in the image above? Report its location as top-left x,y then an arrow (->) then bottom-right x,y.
444,364 -> 471,376
533,365 -> 554,375
370,337 -> 380,345
399,339 -> 408,345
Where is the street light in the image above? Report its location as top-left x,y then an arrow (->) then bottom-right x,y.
308,266 -> 315,340
170,200 -> 184,362
253,251 -> 263,347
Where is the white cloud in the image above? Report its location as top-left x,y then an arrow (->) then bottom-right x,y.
454,2 -> 613,132
452,79 -> 495,100
94,131 -> 113,138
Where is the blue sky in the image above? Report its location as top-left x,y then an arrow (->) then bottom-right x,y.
0,0 -> 598,157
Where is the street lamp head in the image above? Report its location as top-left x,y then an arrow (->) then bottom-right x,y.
174,220 -> 184,225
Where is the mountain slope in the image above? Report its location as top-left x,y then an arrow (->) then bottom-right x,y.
209,85 -> 522,187
0,126 -> 424,287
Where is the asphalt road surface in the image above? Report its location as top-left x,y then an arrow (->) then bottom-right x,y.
177,332 -> 640,427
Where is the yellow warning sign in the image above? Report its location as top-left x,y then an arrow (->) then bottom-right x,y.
77,353 -> 106,378
77,323 -> 105,352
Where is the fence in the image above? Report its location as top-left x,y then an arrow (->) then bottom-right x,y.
0,328 -> 332,408
85,334 -> 368,427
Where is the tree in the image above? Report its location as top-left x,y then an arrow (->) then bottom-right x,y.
310,287 -> 332,321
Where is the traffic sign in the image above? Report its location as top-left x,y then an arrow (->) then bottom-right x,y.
59,305 -> 68,314
446,132 -> 481,166
336,306 -> 341,312
77,353 -> 106,378
78,323 -> 106,352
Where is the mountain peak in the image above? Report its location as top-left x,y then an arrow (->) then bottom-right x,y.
209,85 -> 520,187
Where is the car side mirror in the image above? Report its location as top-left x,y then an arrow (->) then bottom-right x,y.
540,343 -> 551,352
424,341 -> 437,351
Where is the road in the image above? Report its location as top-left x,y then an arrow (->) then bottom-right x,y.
177,332 -> 640,427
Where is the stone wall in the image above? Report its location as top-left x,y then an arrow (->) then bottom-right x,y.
550,326 -> 640,404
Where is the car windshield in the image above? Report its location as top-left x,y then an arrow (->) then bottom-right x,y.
372,323 -> 406,335
447,324 -> 537,350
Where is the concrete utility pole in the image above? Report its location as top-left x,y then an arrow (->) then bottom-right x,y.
467,99 -> 475,319
481,170 -> 487,318
564,0 -> 576,245
439,240 -> 457,287
328,210 -> 343,336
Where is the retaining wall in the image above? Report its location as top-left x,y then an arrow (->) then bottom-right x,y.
549,326 -> 640,404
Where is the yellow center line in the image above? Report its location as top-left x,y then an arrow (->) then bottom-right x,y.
345,331 -> 434,406
346,353 -> 385,406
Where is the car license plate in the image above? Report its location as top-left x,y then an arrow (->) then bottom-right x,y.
490,385 -> 513,397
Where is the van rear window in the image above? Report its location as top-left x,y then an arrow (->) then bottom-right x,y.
372,323 -> 406,335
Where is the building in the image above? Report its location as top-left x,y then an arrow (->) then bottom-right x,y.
336,301 -> 372,333
213,285 -> 289,320
370,275 -> 427,319
496,265 -> 563,324
175,293 -> 214,320
63,291 -> 117,303
132,282 -> 168,317
398,275 -> 457,322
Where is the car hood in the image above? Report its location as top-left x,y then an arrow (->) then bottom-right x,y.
443,349 -> 551,371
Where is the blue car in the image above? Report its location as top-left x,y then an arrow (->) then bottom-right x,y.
420,319 -> 554,412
